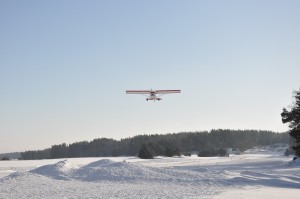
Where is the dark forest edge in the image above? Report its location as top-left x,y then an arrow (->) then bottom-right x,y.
18,129 -> 289,160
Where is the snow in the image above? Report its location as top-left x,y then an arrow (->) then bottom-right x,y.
0,147 -> 299,198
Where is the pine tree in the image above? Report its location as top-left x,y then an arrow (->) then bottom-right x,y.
138,144 -> 154,159
281,88 -> 300,156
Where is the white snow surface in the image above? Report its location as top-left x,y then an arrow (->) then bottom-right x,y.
0,147 -> 299,198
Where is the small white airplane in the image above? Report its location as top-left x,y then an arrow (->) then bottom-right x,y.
126,89 -> 181,101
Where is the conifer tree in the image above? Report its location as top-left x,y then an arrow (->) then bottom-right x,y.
281,88 -> 300,156
138,144 -> 154,159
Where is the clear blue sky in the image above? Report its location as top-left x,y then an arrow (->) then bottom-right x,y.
1,0 -> 299,153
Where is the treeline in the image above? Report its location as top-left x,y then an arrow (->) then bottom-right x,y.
20,129 -> 289,160
0,152 -> 21,160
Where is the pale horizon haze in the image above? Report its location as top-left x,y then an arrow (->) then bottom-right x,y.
1,0 -> 299,153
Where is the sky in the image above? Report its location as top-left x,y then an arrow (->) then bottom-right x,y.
1,0 -> 299,153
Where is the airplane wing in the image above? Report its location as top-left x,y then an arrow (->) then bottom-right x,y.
126,90 -> 152,94
155,90 -> 181,94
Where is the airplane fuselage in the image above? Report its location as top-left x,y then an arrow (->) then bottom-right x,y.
146,92 -> 162,101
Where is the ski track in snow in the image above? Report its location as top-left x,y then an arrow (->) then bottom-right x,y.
0,147 -> 299,198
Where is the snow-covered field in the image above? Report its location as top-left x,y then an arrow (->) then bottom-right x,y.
0,147 -> 299,198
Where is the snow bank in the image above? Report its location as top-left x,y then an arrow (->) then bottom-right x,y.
0,169 -> 16,179
30,159 -> 77,180
29,159 -> 230,185
0,159 -> 233,199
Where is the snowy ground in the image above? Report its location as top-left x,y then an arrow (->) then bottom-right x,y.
0,147 -> 299,198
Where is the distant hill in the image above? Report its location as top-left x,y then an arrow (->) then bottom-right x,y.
0,152 -> 21,160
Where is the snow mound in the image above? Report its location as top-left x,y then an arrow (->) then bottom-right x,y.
28,159 -> 230,186
74,159 -> 224,184
0,171 -> 24,182
30,160 -> 76,180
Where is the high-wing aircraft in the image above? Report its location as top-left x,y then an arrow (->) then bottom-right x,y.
126,89 -> 181,101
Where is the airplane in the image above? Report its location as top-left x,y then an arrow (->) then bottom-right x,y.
126,89 -> 181,101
